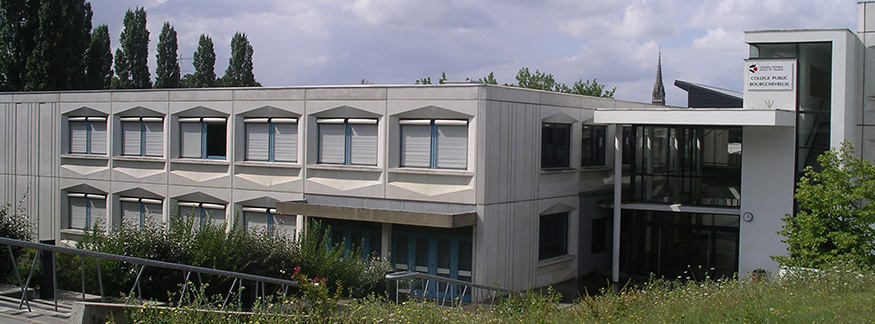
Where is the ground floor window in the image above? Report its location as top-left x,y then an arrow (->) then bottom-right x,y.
539,212 -> 569,260
393,225 -> 473,301
318,218 -> 382,260
620,210 -> 739,280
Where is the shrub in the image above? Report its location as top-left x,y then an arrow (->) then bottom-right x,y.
0,198 -> 35,283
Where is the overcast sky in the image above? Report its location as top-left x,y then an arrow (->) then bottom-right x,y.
89,0 -> 857,106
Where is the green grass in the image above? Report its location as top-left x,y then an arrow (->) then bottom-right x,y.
125,265 -> 875,323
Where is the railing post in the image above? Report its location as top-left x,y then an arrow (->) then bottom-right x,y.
6,245 -> 25,303
38,240 -> 55,300
80,257 -> 86,300
96,258 -> 105,301
127,265 -> 146,304
18,250 -> 38,311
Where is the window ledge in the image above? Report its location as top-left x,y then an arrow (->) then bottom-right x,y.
307,164 -> 383,172
61,154 -> 109,161
540,167 -> 576,174
537,254 -> 575,268
237,161 -> 302,169
60,228 -> 85,236
171,158 -> 230,165
389,167 -> 473,177
580,166 -> 611,172
114,156 -> 166,163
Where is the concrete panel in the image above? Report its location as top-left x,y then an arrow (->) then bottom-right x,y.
305,87 -> 387,100
861,126 -> 875,161
168,162 -> 232,188
385,171 -> 475,204
387,86 -> 480,100
483,86 -> 540,104
113,101 -> 170,114
539,92 -> 582,108
60,158 -> 111,180
39,103 -> 59,177
739,126 -> 795,277
234,100 -> 305,114
111,159 -> 168,184
539,171 -> 580,199
60,91 -> 113,103
233,164 -> 303,192
233,88 -> 306,101
111,91 -> 169,102
386,99 -> 478,117
169,89 -> 233,101
305,169 -> 385,198
10,93 -> 60,103
305,100 -> 386,115
60,101 -> 111,114
169,101 -> 233,114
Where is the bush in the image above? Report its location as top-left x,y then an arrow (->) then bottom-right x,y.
0,198 -> 35,284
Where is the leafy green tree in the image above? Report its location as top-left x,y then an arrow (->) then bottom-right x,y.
479,72 -> 497,85
511,67 -> 558,91
25,0 -> 92,90
188,34 -> 216,88
438,71 -> 447,84
154,22 -> 180,88
775,142 -> 875,268
0,0 -> 41,91
563,79 -> 616,98
415,77 -> 431,85
114,7 -> 150,89
84,24 -> 112,90
221,32 -> 259,87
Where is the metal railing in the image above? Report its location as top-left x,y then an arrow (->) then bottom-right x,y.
385,271 -> 516,310
0,237 -> 299,313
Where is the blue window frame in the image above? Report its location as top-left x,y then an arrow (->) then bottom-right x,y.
121,117 -> 163,157
400,119 -> 468,169
392,225 -> 473,301
318,219 -> 382,260
244,118 -> 298,162
317,118 -> 377,165
69,116 -> 107,155
120,197 -> 163,229
177,201 -> 225,228
179,117 -> 226,159
68,193 -> 106,230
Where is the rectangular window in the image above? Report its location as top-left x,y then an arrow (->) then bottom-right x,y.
241,207 -> 294,235
177,201 -> 225,228
539,212 -> 568,260
120,197 -> 163,228
317,118 -> 377,165
581,125 -> 607,167
121,117 -> 164,157
244,118 -> 298,162
69,117 -> 107,155
179,117 -> 226,159
541,123 -> 571,169
400,119 -> 468,169
68,193 -> 106,230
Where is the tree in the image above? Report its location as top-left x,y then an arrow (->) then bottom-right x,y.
84,24 -> 112,90
479,72 -> 497,85
221,32 -> 259,87
774,142 -> 875,268
562,79 -> 615,98
154,22 -> 180,88
0,0 -> 41,91
188,34 -> 216,88
438,72 -> 447,84
114,7 -> 150,89
25,0 -> 92,90
415,77 -> 431,85
509,67 -> 615,98
511,68 -> 558,91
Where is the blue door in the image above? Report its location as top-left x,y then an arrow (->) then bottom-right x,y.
392,226 -> 473,301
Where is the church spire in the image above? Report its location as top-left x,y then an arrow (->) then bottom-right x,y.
652,49 -> 666,105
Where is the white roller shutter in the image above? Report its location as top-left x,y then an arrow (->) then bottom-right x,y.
89,196 -> 106,227
245,211 -> 270,231
70,121 -> 88,153
121,200 -> 142,226
180,122 -> 202,158
436,121 -> 468,169
318,122 -> 346,164
69,197 -> 88,229
245,122 -> 270,161
122,121 -> 142,156
142,199 -> 162,225
273,122 -> 297,162
144,121 -> 163,157
89,120 -> 107,155
350,122 -> 377,165
400,122 -> 431,168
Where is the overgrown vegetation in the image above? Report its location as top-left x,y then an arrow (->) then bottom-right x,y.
0,198 -> 35,283
775,142 -> 875,268
125,265 -> 875,323
56,213 -> 390,301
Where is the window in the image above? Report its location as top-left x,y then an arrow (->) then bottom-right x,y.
581,125 -> 607,167
120,197 -> 163,228
177,201 -> 225,227
68,193 -> 106,230
591,218 -> 608,253
242,207 -> 294,235
121,117 -> 163,157
69,117 -> 107,155
244,118 -> 297,162
317,118 -> 377,165
539,212 -> 568,260
400,119 -> 468,169
541,123 -> 571,169
179,117 -> 226,159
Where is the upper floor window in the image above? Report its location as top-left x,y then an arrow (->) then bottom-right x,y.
176,201 -> 226,228
317,118 -> 377,166
581,125 -> 606,167
541,123 -> 571,169
539,212 -> 568,260
121,117 -> 163,157
68,192 -> 106,230
179,117 -> 226,159
69,117 -> 106,155
244,118 -> 297,162
120,196 -> 163,229
400,119 -> 467,169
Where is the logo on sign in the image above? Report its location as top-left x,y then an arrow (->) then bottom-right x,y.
749,64 -> 758,73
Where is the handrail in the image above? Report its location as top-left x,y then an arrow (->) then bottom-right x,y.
385,271 -> 515,294
0,237 -> 299,287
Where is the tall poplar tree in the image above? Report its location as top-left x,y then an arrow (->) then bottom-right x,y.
154,22 -> 180,88
188,34 -> 216,88
0,0 -> 41,91
85,24 -> 112,90
222,32 -> 259,87
114,7 -> 150,89
25,0 -> 92,90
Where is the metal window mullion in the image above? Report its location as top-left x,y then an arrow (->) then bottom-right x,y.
344,121 -> 351,165
140,121 -> 146,156
430,122 -> 438,168
85,198 -> 91,229
139,202 -> 145,228
85,121 -> 92,154
268,121 -> 276,162
200,122 -> 207,159
267,211 -> 274,231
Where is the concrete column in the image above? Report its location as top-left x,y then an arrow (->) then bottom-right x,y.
611,124 -> 622,284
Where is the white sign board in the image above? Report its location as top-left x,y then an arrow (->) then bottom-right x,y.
745,61 -> 794,91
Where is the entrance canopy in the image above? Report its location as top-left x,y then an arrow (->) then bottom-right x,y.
593,108 -> 795,127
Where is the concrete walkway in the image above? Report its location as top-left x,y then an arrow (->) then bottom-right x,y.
0,284 -> 103,324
